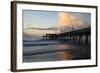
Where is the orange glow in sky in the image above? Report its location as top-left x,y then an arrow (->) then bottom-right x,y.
59,12 -> 74,27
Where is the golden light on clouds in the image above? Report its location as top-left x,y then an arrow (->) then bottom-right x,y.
58,12 -> 85,27
58,12 -> 89,32
59,12 -> 73,27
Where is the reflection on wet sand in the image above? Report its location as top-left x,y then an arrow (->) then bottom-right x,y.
57,43 -> 91,60
23,42 -> 90,62
57,51 -> 72,60
57,44 -> 72,60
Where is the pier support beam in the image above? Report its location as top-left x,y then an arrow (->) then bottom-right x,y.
85,35 -> 88,44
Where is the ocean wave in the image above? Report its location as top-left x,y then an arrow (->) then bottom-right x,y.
23,40 -> 60,47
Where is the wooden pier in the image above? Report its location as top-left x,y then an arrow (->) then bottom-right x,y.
43,27 -> 91,44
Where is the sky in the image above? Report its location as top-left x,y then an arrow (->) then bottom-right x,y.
23,10 -> 91,36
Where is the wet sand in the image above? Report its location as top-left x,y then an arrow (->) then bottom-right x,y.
23,43 -> 90,62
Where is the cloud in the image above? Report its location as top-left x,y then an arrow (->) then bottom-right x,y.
58,12 -> 90,32
25,27 -> 58,30
59,12 -> 73,27
24,26 -> 56,36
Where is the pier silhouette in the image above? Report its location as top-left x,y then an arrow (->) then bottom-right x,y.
43,27 -> 91,44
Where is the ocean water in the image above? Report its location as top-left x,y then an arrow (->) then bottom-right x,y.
23,38 -> 91,62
